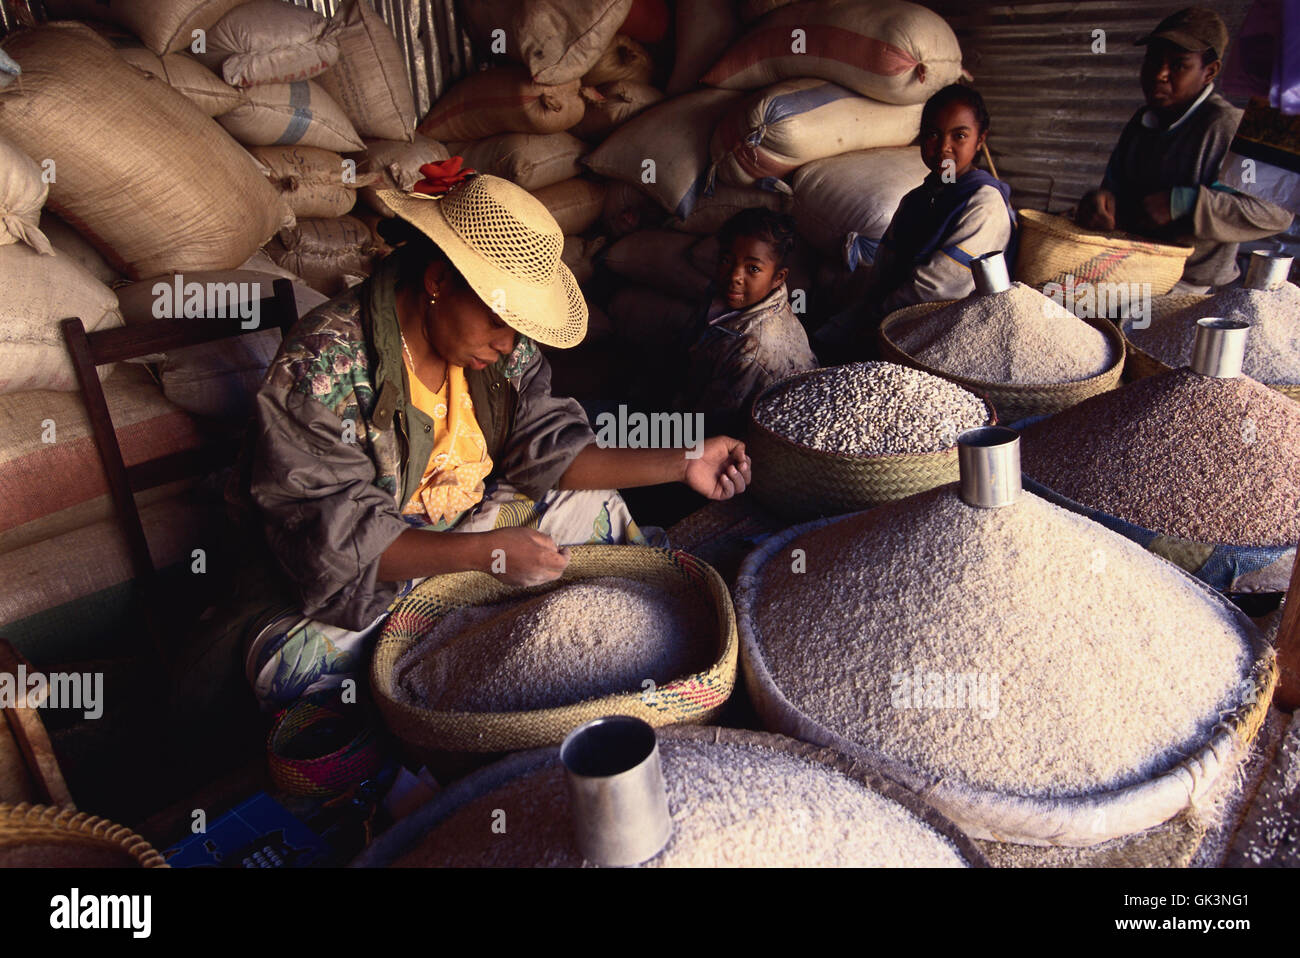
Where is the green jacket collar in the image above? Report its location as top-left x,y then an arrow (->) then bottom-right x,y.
360,257 -> 513,510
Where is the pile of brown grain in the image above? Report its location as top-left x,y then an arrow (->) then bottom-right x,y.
394,577 -> 714,712
1129,285 -> 1300,384
890,282 -> 1116,383
396,738 -> 968,867
1020,368 -> 1300,546
753,487 -> 1253,800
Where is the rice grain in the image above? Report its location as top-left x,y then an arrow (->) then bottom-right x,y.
753,487 -> 1253,800
394,577 -> 714,713
1129,285 -> 1300,384
891,282 -> 1116,384
397,738 -> 968,867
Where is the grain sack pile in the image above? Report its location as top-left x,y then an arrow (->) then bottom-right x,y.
267,216 -> 378,297
195,0 -> 339,88
393,577 -> 714,713
1127,285 -> 1300,387
739,483 -> 1270,844
113,44 -> 249,117
1019,367 -> 1300,591
392,735 -> 972,867
0,10 -> 391,660
888,283 -> 1117,384
0,23 -> 292,279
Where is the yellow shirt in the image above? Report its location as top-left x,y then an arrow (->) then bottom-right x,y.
400,356 -> 493,526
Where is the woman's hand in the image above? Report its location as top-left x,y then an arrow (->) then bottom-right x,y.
484,527 -> 570,586
684,437 -> 752,500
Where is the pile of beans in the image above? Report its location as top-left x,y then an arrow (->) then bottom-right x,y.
753,362 -> 989,456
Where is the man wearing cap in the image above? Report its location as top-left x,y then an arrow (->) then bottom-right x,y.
1077,7 -> 1293,292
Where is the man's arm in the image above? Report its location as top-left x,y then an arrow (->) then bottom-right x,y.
1190,183 -> 1295,242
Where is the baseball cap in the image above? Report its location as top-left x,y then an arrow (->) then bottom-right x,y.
1136,7 -> 1230,60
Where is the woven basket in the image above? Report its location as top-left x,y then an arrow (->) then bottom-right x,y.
1014,209 -> 1194,295
370,546 -> 738,756
879,303 -> 1125,423
351,725 -> 991,867
0,803 -> 168,868
746,365 -> 997,520
734,513 -> 1277,847
267,698 -> 389,799
1122,294 -> 1300,401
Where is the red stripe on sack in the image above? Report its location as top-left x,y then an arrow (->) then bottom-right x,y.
0,413 -> 203,531
703,24 -> 918,85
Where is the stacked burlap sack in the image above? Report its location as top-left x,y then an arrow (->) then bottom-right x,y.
564,0 -> 960,356
0,10 -> 349,656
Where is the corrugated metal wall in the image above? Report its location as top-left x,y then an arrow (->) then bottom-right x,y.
928,0 -> 1256,212
274,0 -> 474,117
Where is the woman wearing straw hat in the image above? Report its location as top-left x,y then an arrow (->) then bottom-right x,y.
241,164 -> 751,708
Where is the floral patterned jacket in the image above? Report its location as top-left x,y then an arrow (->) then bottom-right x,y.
247,257 -> 595,630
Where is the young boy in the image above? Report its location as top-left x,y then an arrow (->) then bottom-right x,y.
815,84 -> 1015,358
1076,7 -> 1292,292
675,208 -> 818,438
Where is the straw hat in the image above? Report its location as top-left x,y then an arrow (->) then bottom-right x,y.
378,176 -> 587,349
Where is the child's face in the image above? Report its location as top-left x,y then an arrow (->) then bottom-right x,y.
1140,40 -> 1218,113
716,235 -> 787,310
920,103 -> 986,180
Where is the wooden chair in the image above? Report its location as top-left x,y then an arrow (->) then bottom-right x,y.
0,639 -> 74,808
59,278 -> 298,615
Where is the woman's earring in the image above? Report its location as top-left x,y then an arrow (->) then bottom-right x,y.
429,290 -> 439,307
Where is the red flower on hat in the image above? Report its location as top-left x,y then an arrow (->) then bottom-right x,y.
412,156 -> 476,197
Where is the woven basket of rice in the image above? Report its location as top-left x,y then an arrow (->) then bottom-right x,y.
734,494 -> 1276,847
879,304 -> 1125,423
370,546 -> 737,757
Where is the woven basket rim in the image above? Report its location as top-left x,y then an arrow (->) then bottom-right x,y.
747,362 -> 999,464
350,724 -> 991,867
1017,208 -> 1195,258
0,803 -> 169,868
733,506 -> 1277,847
370,545 -> 737,743
879,300 -> 1127,397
